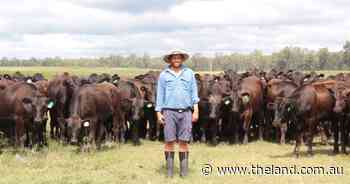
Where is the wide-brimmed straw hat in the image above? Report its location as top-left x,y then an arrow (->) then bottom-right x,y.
163,50 -> 189,63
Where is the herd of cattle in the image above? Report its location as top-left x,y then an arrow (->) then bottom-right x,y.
0,69 -> 350,156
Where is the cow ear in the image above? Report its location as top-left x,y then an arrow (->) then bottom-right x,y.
194,73 -> 201,81
22,97 -> 33,112
318,74 -> 325,78
214,76 -> 220,82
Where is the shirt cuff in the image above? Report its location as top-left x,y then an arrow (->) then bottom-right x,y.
155,106 -> 162,112
192,97 -> 200,105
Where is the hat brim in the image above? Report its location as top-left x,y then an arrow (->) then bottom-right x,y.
163,53 -> 189,63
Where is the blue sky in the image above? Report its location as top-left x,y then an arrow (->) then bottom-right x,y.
0,0 -> 349,58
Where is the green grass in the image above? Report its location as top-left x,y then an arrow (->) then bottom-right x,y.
0,66 -> 222,79
0,140 -> 349,184
0,67 -> 155,79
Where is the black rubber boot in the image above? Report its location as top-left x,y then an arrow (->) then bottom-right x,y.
165,151 -> 174,177
179,152 -> 189,177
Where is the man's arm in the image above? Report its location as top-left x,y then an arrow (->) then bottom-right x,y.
155,74 -> 165,112
191,72 -> 200,122
155,74 -> 165,124
190,72 -> 200,105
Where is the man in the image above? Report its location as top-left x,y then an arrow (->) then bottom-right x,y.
155,50 -> 199,177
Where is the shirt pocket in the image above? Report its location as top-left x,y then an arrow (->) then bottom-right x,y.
165,78 -> 175,91
180,77 -> 191,90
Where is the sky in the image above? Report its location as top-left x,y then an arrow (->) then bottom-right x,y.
0,0 -> 349,58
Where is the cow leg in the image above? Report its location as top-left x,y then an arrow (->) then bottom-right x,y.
210,119 -> 218,146
200,119 -> 207,143
49,111 -> 56,139
294,132 -> 302,158
257,112 -> 264,141
226,113 -> 235,144
280,123 -> 287,144
148,113 -> 157,141
131,120 -> 141,146
332,119 -> 339,154
57,117 -> 67,144
344,118 -> 350,154
294,118 -> 304,158
242,110 -> 253,144
138,118 -> 147,139
96,122 -> 105,150
233,114 -> 240,144
319,123 -> 328,145
305,129 -> 314,156
88,119 -> 97,151
15,118 -> 25,149
112,113 -> 122,143
341,117 -> 347,154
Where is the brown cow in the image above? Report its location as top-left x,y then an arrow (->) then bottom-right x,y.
34,80 -> 49,97
273,80 -> 337,157
232,76 -> 264,144
0,78 -> 15,90
332,81 -> 350,154
66,82 -> 122,151
0,82 -> 49,148
113,80 -> 144,145
47,73 -> 77,142
266,79 -> 298,144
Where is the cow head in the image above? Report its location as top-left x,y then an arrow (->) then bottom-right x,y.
208,95 -> 221,119
111,74 -> 120,84
22,95 -> 50,125
122,97 -> 144,122
231,91 -> 251,113
272,98 -> 295,127
140,84 -> 156,104
333,85 -> 350,114
66,115 -> 89,145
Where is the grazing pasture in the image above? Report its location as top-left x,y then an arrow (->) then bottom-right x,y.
0,67 -> 349,184
0,140 -> 349,184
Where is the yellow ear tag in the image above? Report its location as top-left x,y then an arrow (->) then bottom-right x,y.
242,95 -> 250,104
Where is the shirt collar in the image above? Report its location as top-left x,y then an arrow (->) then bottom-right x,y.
165,65 -> 187,76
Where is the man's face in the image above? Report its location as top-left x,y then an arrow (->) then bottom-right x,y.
169,54 -> 184,68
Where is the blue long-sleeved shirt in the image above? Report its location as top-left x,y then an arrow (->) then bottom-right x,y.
155,65 -> 200,112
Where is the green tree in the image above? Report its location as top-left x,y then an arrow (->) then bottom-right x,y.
317,48 -> 329,70
343,41 -> 350,67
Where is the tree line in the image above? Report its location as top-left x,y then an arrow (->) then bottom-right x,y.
2,41 -> 350,71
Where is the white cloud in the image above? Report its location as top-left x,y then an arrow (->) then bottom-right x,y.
0,0 -> 349,58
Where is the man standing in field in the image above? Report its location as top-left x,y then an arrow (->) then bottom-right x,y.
155,50 -> 199,177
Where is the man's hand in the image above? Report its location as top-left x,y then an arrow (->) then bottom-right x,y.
157,112 -> 165,125
192,104 -> 199,122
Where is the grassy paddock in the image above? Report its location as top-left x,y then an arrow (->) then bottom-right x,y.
0,140 -> 349,184
0,66 -> 222,79
0,67 -> 349,183
0,67 -> 154,79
